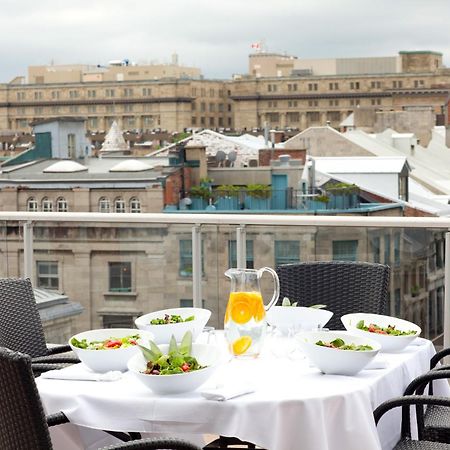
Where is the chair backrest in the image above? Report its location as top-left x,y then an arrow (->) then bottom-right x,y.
275,261 -> 390,330
0,347 -> 53,450
0,278 -> 48,358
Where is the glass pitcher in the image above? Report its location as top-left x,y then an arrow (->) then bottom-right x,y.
224,267 -> 279,358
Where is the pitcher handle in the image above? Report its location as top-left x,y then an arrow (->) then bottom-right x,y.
259,267 -> 280,311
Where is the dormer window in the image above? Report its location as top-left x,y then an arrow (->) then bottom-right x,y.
115,198 -> 126,213
56,197 -> 68,212
99,197 -> 110,213
27,197 -> 38,212
42,198 -> 53,212
130,197 -> 141,213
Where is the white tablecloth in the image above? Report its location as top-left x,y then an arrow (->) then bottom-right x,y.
37,337 -> 448,450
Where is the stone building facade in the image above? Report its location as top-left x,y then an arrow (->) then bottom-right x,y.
0,51 -> 448,138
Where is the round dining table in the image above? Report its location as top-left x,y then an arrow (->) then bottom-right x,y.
36,334 -> 449,450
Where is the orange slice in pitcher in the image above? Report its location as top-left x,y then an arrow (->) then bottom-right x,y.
230,292 -> 253,324
232,336 -> 252,355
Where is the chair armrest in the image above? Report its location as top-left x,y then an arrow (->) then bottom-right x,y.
32,363 -> 68,377
101,437 -> 202,450
430,347 -> 450,369
46,344 -> 73,355
33,355 -> 79,364
46,412 -> 69,427
374,395 -> 450,440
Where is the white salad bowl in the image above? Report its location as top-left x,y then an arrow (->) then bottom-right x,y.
69,328 -> 154,373
296,330 -> 381,376
341,313 -> 421,352
266,305 -> 333,334
135,307 -> 211,344
128,342 -> 222,395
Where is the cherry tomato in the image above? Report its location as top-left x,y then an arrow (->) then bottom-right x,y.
105,340 -> 122,348
181,362 -> 190,372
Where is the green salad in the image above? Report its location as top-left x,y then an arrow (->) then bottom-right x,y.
356,320 -> 416,336
150,314 -> 195,325
71,334 -> 140,350
139,331 -> 204,375
316,338 -> 373,351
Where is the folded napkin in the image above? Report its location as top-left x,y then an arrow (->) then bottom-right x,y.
40,365 -> 123,382
364,358 -> 388,370
201,384 -> 254,401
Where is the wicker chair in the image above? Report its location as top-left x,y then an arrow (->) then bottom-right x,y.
275,261 -> 390,330
374,394 -> 450,449
0,346 -> 201,450
399,368 -> 450,445
0,278 -> 79,369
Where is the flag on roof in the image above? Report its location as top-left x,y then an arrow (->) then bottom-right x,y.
251,42 -> 261,49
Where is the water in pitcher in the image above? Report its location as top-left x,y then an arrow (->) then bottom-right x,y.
224,268 -> 279,358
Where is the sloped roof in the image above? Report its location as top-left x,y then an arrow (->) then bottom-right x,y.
313,156 -> 408,174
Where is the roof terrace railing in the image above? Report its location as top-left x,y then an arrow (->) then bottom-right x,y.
1,212 -> 449,348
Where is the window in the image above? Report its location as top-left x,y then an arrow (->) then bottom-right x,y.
67,133 -> 76,158
130,197 -> 141,213
88,117 -> 98,129
36,261 -> 58,289
180,299 -> 206,308
143,87 -> 152,96
308,100 -> 318,107
123,88 -> 133,97
394,288 -> 401,316
371,236 -> 380,263
209,103 -> 215,112
179,239 -> 204,277
87,105 -> 97,113
17,92 -> 25,100
69,90 -> 79,98
34,91 -> 42,100
27,197 -> 38,212
228,240 -> 254,269
393,80 -> 403,89
99,197 -> 110,213
106,105 -> 115,113
123,104 -> 133,112
350,99 -> 360,106
275,240 -> 300,266
56,197 -> 68,212
332,240 -> 358,261
394,233 -> 401,266
350,82 -> 360,90
115,197 -> 126,213
108,262 -> 132,292
41,198 -> 53,212
51,91 -> 60,99
87,89 -> 96,98
414,80 -> 424,88
103,315 -> 134,328
308,83 -> 318,91
384,235 -> 391,265
69,105 -> 79,113
105,89 -> 115,97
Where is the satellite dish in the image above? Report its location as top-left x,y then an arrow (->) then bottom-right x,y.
215,150 -> 226,167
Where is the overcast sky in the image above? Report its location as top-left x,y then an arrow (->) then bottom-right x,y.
1,0 -> 449,82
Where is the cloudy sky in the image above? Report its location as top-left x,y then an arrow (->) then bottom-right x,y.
1,0 -> 449,82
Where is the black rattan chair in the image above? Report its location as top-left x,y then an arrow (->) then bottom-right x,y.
0,277 -> 79,368
396,368 -> 450,445
374,394 -> 450,449
0,346 -> 201,450
275,261 -> 390,330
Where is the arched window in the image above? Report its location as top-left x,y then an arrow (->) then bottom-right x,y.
129,197 -> 141,213
41,197 -> 53,212
27,197 -> 38,212
56,197 -> 68,212
115,197 -> 126,213
99,197 -> 110,213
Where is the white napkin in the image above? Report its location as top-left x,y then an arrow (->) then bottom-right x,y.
364,357 -> 388,370
40,365 -> 123,382
201,384 -> 254,401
